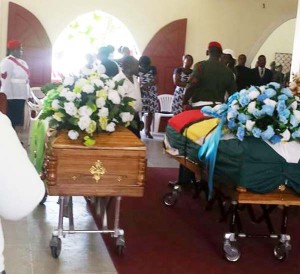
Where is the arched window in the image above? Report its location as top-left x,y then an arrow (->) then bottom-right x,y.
52,10 -> 139,79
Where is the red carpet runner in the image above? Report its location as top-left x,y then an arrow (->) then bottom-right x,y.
92,167 -> 300,274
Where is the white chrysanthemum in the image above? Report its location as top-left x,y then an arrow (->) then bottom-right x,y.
63,76 -> 75,86
80,67 -> 93,76
64,102 -> 77,116
51,99 -> 60,110
108,89 -> 121,104
293,109 -> 300,121
106,122 -> 116,132
96,97 -> 106,108
106,79 -> 116,89
281,129 -> 291,141
91,78 -> 104,87
263,98 -> 277,108
119,112 -> 134,123
246,120 -> 255,131
78,116 -> 91,130
248,90 -> 260,100
82,84 -> 95,94
78,106 -> 93,117
65,91 -> 78,102
75,78 -> 88,88
60,88 -> 69,98
247,101 -> 256,114
98,107 -> 109,117
68,130 -> 79,140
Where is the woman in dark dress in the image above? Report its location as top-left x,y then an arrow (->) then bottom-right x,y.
138,56 -> 159,139
171,54 -> 193,115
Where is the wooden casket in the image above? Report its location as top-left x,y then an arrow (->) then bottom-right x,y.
44,127 -> 146,197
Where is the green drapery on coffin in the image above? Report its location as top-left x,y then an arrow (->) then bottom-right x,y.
166,113 -> 300,194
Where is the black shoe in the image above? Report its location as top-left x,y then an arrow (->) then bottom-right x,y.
1,270 -> 6,274
145,132 -> 153,139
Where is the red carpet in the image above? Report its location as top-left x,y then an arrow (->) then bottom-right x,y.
95,167 -> 300,274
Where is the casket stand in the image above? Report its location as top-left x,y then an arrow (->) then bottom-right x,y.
44,126 -> 146,257
163,110 -> 300,262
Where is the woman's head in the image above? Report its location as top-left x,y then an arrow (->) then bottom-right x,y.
182,54 -> 193,68
139,56 -> 151,68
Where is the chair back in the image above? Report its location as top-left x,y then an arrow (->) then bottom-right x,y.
158,94 -> 173,113
0,93 -> 7,114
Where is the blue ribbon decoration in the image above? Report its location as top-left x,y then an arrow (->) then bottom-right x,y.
197,97 -> 237,199
198,116 -> 226,199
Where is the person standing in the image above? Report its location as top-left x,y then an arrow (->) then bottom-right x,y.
183,41 -> 236,109
0,40 -> 31,132
251,55 -> 273,86
113,56 -> 142,138
0,111 -> 45,274
138,56 -> 159,139
171,54 -> 193,115
235,54 -> 252,90
97,46 -> 119,77
221,48 -> 237,79
116,46 -> 131,68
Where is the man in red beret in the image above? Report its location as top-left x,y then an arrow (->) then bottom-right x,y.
0,40 -> 31,140
183,41 -> 236,109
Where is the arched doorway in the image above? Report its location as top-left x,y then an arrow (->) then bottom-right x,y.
52,10 -> 140,79
250,19 -> 296,72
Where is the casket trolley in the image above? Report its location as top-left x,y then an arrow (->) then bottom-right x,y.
163,151 -> 300,262
43,127 -> 146,258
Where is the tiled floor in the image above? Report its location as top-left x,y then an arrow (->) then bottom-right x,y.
2,131 -> 178,274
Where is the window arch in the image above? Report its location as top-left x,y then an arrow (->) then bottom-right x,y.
52,10 -> 139,79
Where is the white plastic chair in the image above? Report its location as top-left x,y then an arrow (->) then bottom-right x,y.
23,89 -> 43,130
153,94 -> 174,133
31,86 -> 45,99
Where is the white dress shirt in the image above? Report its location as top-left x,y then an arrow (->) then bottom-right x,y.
113,71 -> 142,112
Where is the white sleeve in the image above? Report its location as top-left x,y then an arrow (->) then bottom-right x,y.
0,112 -> 45,220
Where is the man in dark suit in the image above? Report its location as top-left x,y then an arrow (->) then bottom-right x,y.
251,55 -> 273,86
235,54 -> 252,90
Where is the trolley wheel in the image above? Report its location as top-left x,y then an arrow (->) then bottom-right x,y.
223,241 -> 241,262
163,192 -> 178,207
274,243 -> 289,261
116,236 -> 125,256
39,192 -> 48,205
49,236 -> 62,258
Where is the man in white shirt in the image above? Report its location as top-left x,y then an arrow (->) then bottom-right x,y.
0,40 -> 31,133
113,56 -> 142,137
0,112 -> 45,274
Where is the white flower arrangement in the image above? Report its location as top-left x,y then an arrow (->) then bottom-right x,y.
39,69 -> 136,146
202,82 -> 300,144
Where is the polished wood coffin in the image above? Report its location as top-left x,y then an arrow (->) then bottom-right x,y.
45,127 -> 146,197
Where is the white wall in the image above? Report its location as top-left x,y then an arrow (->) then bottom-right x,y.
251,19 -> 296,69
0,0 -> 298,64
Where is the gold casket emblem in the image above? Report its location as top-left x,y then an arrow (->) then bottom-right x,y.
89,160 -> 106,182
